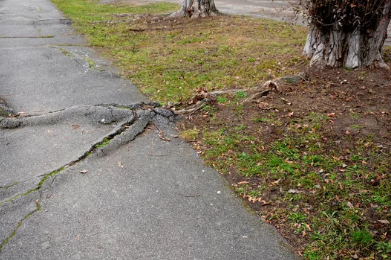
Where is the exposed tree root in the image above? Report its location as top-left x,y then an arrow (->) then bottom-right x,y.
175,79 -> 285,114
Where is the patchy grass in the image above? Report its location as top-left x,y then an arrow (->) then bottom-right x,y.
178,68 -> 391,259
51,0 -> 391,259
51,0 -> 307,103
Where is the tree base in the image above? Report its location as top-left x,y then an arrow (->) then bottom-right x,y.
304,26 -> 390,70
303,1 -> 391,69
170,0 -> 220,18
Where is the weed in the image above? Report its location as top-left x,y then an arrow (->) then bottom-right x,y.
59,48 -> 71,56
287,212 -> 307,223
235,104 -> 245,115
235,124 -> 247,131
217,96 -> 228,104
376,241 -> 391,257
1,182 -> 18,190
235,91 -> 248,99
351,228 -> 373,245
253,117 -> 271,123
96,138 -> 110,148
351,124 -> 362,130
180,127 -> 200,141
84,57 -> 96,70
201,105 -> 216,113
351,112 -> 360,119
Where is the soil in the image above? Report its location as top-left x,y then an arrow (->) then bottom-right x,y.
177,66 -> 391,256
179,66 -> 391,151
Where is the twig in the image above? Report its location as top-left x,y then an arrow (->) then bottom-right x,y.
151,121 -> 162,132
151,121 -> 171,141
185,194 -> 201,197
147,152 -> 168,157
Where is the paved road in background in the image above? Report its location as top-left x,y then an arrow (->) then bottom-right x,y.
116,0 -> 302,22
0,0 -> 298,259
123,0 -> 391,45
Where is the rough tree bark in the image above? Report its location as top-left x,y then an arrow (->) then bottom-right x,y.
303,1 -> 391,69
170,0 -> 219,18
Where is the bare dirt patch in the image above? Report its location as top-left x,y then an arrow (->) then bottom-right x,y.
177,67 -> 391,259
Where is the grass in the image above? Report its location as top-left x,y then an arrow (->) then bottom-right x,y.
0,199 -> 41,252
51,0 -> 307,103
84,57 -> 96,70
50,0 -> 391,259
187,107 -> 391,259
180,126 -> 200,140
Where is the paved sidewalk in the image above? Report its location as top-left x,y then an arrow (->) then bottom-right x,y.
0,0 -> 298,259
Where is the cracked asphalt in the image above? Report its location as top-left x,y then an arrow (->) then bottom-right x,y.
0,0 -> 298,259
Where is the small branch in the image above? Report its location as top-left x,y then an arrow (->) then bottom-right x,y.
151,121 -> 171,141
147,152 -> 168,157
185,194 -> 201,197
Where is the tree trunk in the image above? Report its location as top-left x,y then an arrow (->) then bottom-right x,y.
304,2 -> 391,69
170,0 -> 219,18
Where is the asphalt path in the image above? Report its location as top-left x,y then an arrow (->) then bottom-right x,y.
0,0 -> 298,259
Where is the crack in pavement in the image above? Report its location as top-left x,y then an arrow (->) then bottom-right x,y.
0,102 -> 175,190
0,102 -> 177,251
0,200 -> 41,252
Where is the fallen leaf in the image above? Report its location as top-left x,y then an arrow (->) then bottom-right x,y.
346,202 -> 354,208
258,102 -> 271,109
305,223 -> 312,231
377,220 -> 390,224
272,179 -> 281,185
72,124 -> 80,129
288,189 -> 300,194
237,181 -> 250,185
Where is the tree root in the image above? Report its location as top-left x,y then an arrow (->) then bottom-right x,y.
173,76 -> 295,115
175,99 -> 212,115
